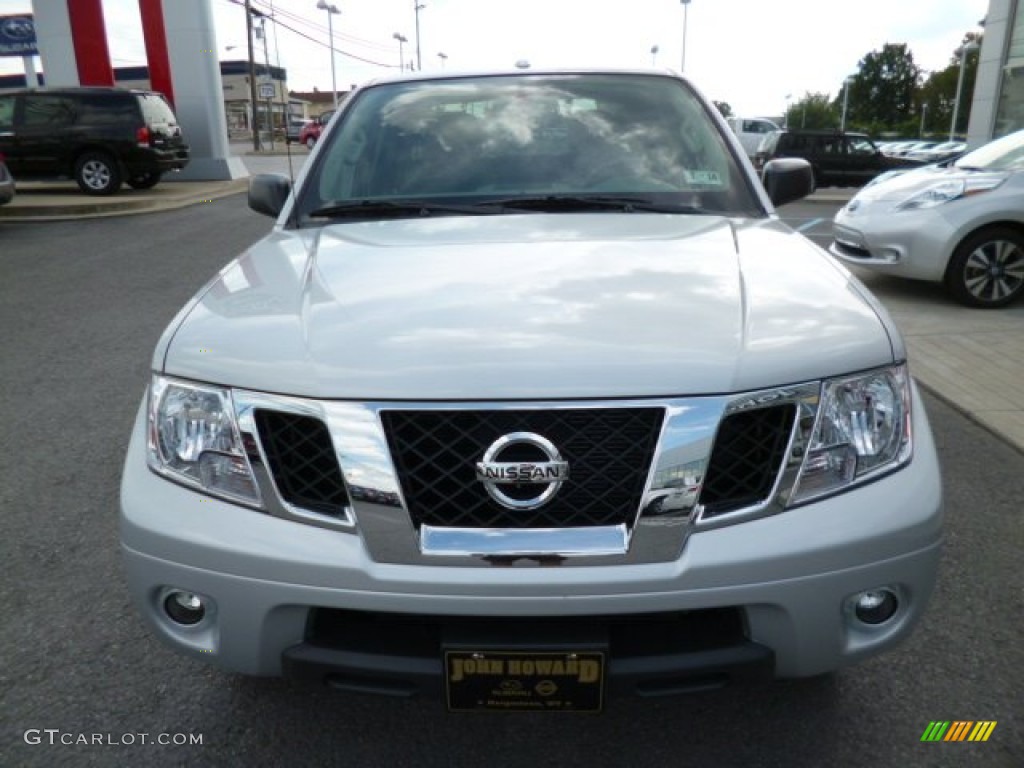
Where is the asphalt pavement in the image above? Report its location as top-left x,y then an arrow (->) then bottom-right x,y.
1,196 -> 1020,767
2,148 -> 1021,456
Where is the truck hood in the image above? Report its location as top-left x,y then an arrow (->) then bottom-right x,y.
159,213 -> 896,399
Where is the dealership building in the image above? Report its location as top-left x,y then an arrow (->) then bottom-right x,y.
970,0 -> 1024,145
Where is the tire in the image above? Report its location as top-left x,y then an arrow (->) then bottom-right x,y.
944,227 -> 1024,308
305,136 -> 316,150
126,172 -> 162,190
74,152 -> 122,196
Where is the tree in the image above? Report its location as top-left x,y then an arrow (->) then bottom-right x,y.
918,32 -> 982,137
785,92 -> 838,130
845,43 -> 921,132
712,100 -> 733,118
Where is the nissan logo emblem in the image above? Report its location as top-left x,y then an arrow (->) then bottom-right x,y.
475,432 -> 569,510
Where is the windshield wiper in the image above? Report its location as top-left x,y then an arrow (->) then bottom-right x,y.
309,195 -> 709,220
485,194 -> 708,214
309,199 -> 500,219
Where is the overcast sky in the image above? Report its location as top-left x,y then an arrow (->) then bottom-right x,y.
0,0 -> 990,116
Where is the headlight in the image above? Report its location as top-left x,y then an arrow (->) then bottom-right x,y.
791,365 -> 912,505
147,375 -> 261,505
893,177 -> 1003,210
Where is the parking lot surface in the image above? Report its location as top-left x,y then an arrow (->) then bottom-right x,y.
0,178 -> 1021,767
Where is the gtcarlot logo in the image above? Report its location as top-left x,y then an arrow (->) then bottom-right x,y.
24,729 -> 203,746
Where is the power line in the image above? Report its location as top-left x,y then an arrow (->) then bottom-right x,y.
224,0 -> 399,67
250,0 -> 398,53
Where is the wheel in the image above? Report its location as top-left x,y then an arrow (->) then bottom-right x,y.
126,172 -> 161,190
945,227 -> 1024,308
305,136 -> 316,150
74,152 -> 122,196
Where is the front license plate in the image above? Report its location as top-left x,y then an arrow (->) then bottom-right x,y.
444,650 -> 605,712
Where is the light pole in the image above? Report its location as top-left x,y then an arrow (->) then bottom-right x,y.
950,41 -> 979,141
840,75 -> 855,132
680,0 -> 691,73
317,0 -> 340,108
784,93 -> 792,129
414,2 -> 425,71
393,33 -> 407,71
437,51 -> 447,68
920,102 -> 928,138
650,44 -> 659,66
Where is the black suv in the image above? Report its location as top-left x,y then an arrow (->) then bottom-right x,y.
754,130 -> 919,188
0,87 -> 189,195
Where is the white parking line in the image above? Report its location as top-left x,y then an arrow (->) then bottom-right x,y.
795,218 -> 824,232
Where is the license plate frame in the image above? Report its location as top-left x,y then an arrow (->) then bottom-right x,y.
444,650 -> 605,713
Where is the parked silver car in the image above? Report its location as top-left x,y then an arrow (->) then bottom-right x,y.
121,69 -> 941,711
832,129 -> 1024,307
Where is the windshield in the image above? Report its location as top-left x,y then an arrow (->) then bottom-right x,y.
954,129 -> 1024,171
297,73 -> 761,222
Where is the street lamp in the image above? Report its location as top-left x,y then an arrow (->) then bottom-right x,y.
840,75 -> 855,132
680,0 -> 691,73
393,32 -> 407,71
414,2 -> 425,72
437,51 -> 447,68
650,44 -> 659,66
920,102 -> 928,138
317,0 -> 340,108
784,93 -> 792,129
950,41 -> 980,141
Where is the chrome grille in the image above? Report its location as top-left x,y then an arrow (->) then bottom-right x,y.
381,408 -> 665,529
699,405 -> 795,518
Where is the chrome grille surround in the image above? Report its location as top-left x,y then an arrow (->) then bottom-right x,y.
231,382 -> 823,566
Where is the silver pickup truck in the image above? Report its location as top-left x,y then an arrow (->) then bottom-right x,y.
121,68 -> 942,713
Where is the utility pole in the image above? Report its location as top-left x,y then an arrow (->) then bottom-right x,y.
252,10 -> 274,150
414,2 -> 424,71
245,0 -> 260,151
261,16 -> 274,149
680,0 -> 690,73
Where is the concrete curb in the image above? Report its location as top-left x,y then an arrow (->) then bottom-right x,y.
0,179 -> 249,222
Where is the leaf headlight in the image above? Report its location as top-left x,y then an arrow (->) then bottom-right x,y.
146,375 -> 261,506
791,365 -> 912,505
894,177 -> 1003,211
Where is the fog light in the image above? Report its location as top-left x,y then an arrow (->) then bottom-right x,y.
164,590 -> 206,626
853,589 -> 899,625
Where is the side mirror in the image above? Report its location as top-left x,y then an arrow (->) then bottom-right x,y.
248,173 -> 292,218
761,158 -> 814,207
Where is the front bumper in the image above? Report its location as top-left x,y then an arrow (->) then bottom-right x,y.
121,388 -> 943,690
831,206 -> 954,282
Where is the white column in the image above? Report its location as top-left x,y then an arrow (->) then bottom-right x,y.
30,0 -> 79,85
160,0 -> 248,181
22,55 -> 39,87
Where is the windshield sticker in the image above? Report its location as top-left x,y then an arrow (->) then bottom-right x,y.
683,170 -> 722,185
